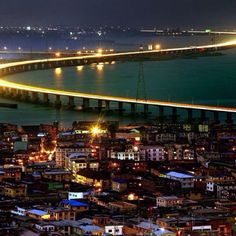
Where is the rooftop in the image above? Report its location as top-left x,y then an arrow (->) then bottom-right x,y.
61,199 -> 88,207
28,209 -> 49,216
166,171 -> 194,179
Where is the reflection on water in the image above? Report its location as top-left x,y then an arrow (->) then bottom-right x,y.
54,68 -> 62,77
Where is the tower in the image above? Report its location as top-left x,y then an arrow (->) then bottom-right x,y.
136,61 -> 147,101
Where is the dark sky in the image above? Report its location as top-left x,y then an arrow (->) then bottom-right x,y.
0,0 -> 236,28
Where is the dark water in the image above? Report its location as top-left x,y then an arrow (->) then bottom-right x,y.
0,34 -> 236,126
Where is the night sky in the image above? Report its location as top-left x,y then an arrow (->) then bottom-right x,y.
0,0 -> 236,28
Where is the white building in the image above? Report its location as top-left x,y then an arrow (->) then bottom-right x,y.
55,146 -> 91,167
109,150 -> 140,161
105,225 -> 123,236
68,191 -> 85,200
35,222 -> 55,233
11,206 -> 27,216
140,145 -> 166,161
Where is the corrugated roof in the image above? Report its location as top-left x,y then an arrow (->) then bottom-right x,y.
166,171 -> 194,179
28,209 -> 48,216
62,199 -> 88,207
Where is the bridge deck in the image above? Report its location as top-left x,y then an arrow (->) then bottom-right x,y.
0,40 -> 236,113
0,79 -> 236,113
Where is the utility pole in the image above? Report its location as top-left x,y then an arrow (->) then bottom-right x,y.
136,61 -> 147,101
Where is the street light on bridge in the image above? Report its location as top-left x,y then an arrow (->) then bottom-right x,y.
97,48 -> 103,55
155,44 -> 161,50
55,52 -> 61,57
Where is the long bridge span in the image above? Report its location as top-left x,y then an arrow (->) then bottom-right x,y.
1,40 -> 236,122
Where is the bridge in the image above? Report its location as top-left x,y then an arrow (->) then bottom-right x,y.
1,40 -> 236,123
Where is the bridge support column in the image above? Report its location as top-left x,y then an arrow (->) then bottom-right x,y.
226,113 -> 233,124
55,95 -> 62,109
7,88 -> 15,98
118,102 -> 124,113
172,107 -> 178,123
200,110 -> 206,122
43,93 -> 50,105
68,96 -> 75,109
187,109 -> 193,123
131,103 -> 136,114
83,98 -> 90,110
0,87 -> 4,95
32,92 -> 39,103
105,100 -> 110,111
158,106 -> 164,122
144,104 -> 148,116
6,88 -> 12,97
213,111 -> 220,124
22,91 -> 30,101
16,89 -> 22,99
97,100 -> 103,112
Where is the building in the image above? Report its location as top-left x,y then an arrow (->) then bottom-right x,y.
139,145 -> 166,161
156,196 -> 183,208
46,207 -> 76,221
109,149 -> 140,161
167,144 -> 195,161
35,222 -> 55,233
27,209 -> 51,220
55,145 -> 91,167
112,178 -> 128,192
61,199 -> 89,214
206,175 -> 234,193
42,169 -> 72,182
75,169 -> 110,191
105,225 -> 123,236
3,184 -> 27,198
164,171 -> 195,188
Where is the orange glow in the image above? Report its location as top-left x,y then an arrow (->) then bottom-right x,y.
155,44 -> 161,50
128,193 -> 135,201
54,68 -> 62,76
55,52 -> 61,57
76,66 -> 83,71
96,63 -> 104,71
90,125 -> 102,136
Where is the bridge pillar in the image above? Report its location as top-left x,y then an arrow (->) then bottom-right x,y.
131,103 -> 136,114
200,110 -> 206,122
16,89 -> 22,99
43,93 -> 50,105
213,111 -> 220,124
226,113 -> 233,124
97,100 -> 103,112
22,91 -> 30,101
158,106 -> 164,122
83,98 -> 90,110
187,109 -> 193,123
8,88 -> 16,97
118,102 -> 124,113
0,87 -> 4,95
68,96 -> 75,109
32,92 -> 39,103
144,104 -> 148,116
172,107 -> 178,123
55,95 -> 62,109
105,100 -> 110,111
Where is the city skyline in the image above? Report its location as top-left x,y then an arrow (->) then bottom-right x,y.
0,0 -> 236,28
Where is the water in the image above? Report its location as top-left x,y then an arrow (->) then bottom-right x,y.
0,33 -> 236,126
